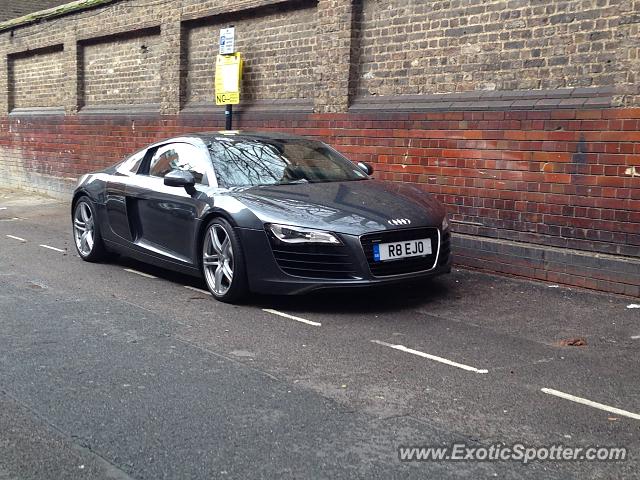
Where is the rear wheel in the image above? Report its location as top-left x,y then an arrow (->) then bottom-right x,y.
73,196 -> 107,262
202,218 -> 249,303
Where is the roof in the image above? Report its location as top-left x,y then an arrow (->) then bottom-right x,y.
144,131 -> 320,151
189,131 -> 315,142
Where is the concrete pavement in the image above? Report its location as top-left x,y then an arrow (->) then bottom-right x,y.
0,189 -> 638,479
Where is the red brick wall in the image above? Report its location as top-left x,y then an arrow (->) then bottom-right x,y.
1,107 -> 638,295
331,108 -> 640,260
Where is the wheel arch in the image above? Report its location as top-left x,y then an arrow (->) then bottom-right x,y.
71,189 -> 91,214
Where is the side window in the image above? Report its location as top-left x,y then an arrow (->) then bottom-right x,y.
115,150 -> 145,175
149,143 -> 210,185
149,145 -> 179,178
128,152 -> 144,174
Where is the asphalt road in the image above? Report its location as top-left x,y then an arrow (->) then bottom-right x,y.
0,189 -> 638,480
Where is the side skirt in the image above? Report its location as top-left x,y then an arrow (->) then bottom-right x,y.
104,239 -> 202,277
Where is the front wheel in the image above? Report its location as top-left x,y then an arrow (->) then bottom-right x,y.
72,196 -> 107,262
201,218 -> 249,303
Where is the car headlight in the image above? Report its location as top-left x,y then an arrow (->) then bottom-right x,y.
267,224 -> 341,245
441,215 -> 450,231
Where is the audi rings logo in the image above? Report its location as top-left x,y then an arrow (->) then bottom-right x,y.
387,218 -> 411,226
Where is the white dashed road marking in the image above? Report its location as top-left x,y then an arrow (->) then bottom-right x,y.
124,268 -> 157,279
371,340 -> 489,374
541,388 -> 640,421
262,309 -> 321,327
6,219 -> 640,427
0,207 -> 7,210
39,244 -> 66,253
184,285 -> 211,296
6,235 -> 26,242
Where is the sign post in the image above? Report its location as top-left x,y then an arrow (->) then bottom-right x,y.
215,26 -> 242,130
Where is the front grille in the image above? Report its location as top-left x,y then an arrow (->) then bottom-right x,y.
269,238 -> 357,280
360,227 -> 441,277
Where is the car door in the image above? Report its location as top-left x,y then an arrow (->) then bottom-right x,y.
125,142 -> 214,264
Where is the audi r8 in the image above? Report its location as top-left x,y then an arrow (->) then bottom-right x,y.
71,132 -> 451,302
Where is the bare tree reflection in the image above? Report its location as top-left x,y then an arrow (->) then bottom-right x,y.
207,138 -> 366,188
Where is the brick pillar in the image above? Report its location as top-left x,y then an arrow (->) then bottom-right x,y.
0,54 -> 8,115
315,0 -> 355,113
615,0 -> 640,106
64,34 -> 78,114
160,8 -> 182,115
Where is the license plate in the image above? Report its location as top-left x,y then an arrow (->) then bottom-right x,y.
373,238 -> 432,262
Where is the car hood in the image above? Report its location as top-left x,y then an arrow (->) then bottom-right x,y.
228,180 -> 446,235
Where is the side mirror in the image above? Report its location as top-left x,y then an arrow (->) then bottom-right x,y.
164,169 -> 196,195
357,161 -> 374,176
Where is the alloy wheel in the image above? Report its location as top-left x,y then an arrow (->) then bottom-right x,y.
203,223 -> 234,296
74,202 -> 95,257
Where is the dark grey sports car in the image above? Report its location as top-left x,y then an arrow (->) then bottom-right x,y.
72,132 -> 451,302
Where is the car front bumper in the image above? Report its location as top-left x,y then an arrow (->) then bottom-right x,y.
237,227 -> 452,295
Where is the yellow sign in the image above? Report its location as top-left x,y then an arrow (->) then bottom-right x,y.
216,92 -> 239,104
215,53 -> 242,105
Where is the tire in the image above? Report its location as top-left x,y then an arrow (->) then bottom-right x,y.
201,217 -> 249,303
72,196 -> 107,262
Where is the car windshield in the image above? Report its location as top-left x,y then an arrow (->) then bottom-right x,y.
207,137 -> 368,187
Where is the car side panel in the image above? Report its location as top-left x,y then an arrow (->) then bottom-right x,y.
105,176 -> 134,242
